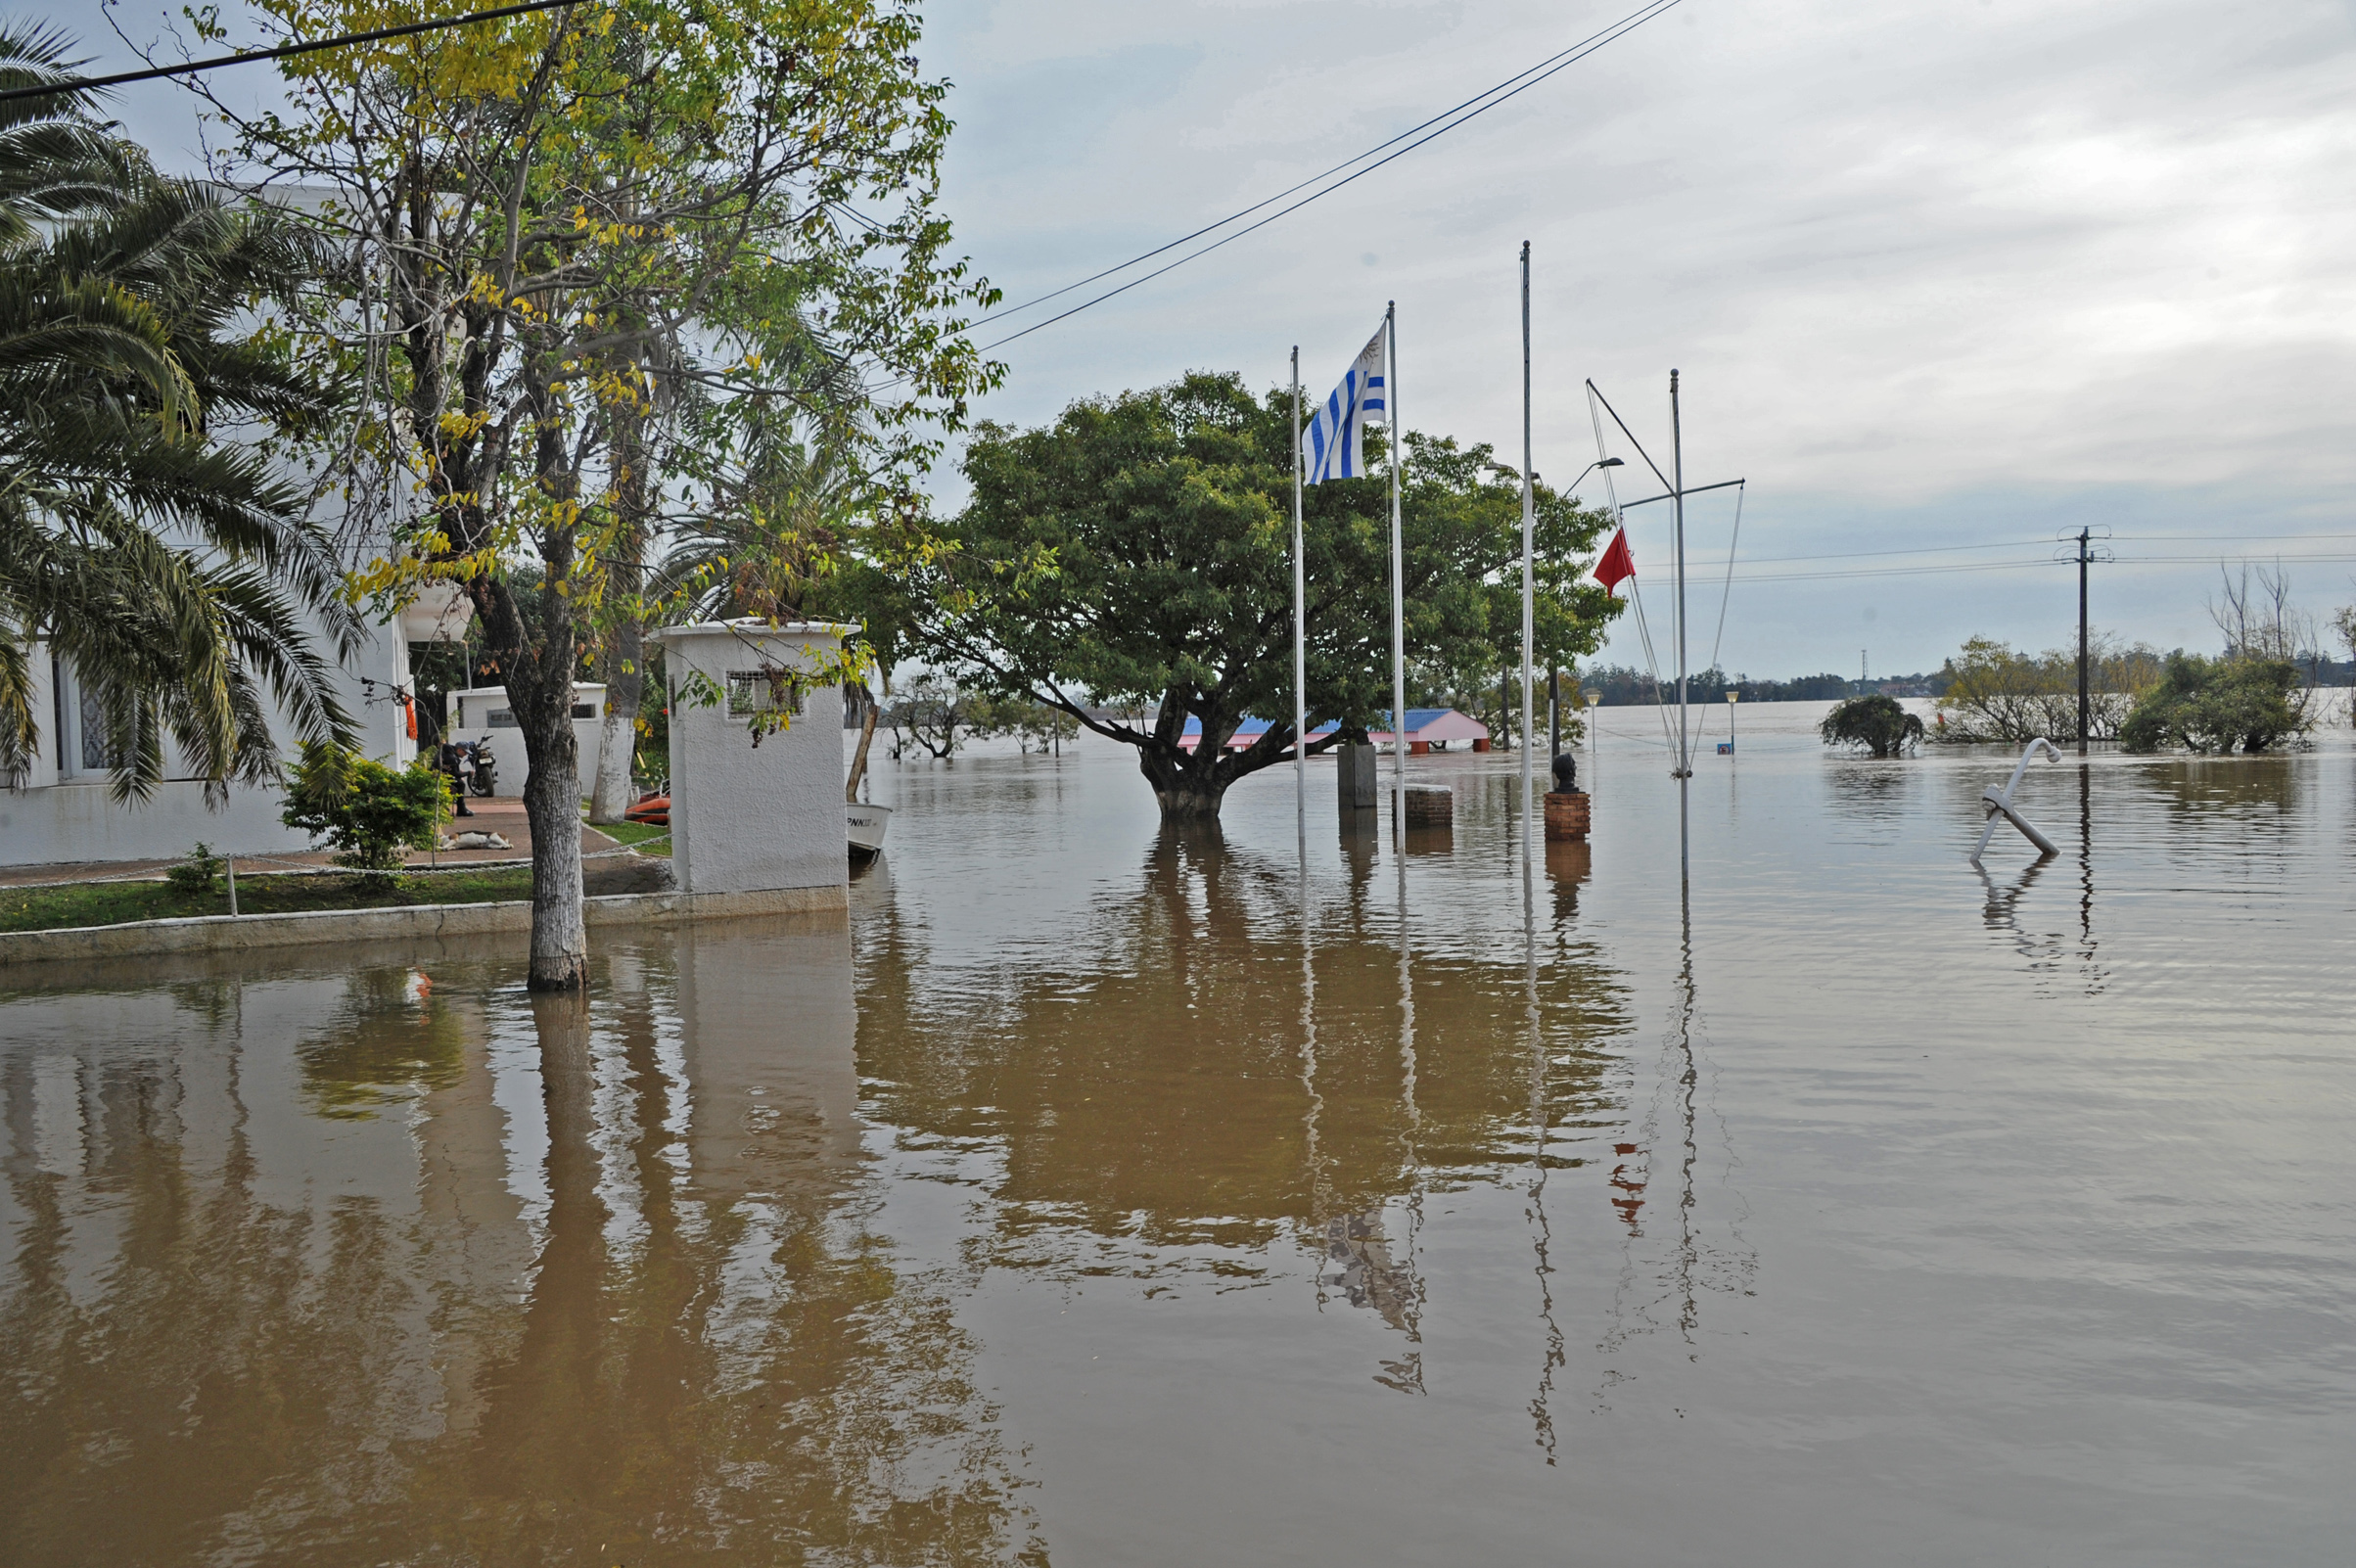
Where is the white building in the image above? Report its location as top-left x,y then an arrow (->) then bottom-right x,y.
0,612 -> 426,869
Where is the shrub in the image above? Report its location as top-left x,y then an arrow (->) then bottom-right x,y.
2118,653 -> 2309,754
282,744 -> 452,878
1820,694 -> 1925,758
165,842 -> 223,898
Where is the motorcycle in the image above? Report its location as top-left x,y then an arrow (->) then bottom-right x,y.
439,736 -> 499,802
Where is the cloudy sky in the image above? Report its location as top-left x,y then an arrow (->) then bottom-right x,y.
46,0 -> 2356,678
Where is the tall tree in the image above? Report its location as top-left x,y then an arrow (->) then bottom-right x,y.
0,25 -> 355,798
905,372 -> 1622,818
208,0 -> 994,987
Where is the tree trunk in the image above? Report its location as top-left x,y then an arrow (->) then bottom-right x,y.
588,392 -> 651,823
844,679 -> 879,803
519,696 -> 587,991
1135,740 -> 1228,819
589,615 -> 642,821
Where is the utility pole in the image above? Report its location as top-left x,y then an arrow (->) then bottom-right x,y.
2076,526 -> 2091,756
2054,527 -> 2111,753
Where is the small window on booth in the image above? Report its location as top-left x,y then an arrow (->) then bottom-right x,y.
726,670 -> 805,716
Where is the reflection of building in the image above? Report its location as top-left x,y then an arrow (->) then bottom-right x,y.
671,913 -> 862,1202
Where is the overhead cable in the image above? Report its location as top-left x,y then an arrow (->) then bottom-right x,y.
970,0 -> 1686,355
0,0 -> 588,105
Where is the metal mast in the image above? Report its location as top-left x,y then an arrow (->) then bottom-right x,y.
1671,369 -> 1689,883
1519,244 -> 1537,866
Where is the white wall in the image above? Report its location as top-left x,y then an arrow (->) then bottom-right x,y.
655,623 -> 846,897
0,619 -> 419,870
446,684 -> 606,797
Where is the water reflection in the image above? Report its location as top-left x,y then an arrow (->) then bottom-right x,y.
0,929 -> 1041,1567
854,824 -> 1632,1396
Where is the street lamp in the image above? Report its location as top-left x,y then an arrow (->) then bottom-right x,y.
1726,687 -> 1738,756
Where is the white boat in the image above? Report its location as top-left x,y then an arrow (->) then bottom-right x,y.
847,802 -> 891,861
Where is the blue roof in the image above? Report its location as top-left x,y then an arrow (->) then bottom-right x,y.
1175,712 -> 1471,737
1179,715 -> 1343,738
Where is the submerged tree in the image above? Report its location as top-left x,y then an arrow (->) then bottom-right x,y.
2118,652 -> 2309,754
904,372 -> 1620,818
1819,694 -> 1925,758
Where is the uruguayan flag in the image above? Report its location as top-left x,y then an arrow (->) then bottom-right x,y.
1302,322 -> 1388,484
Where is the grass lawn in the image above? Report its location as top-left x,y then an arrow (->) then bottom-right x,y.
0,866 -> 537,935
595,819 -> 671,855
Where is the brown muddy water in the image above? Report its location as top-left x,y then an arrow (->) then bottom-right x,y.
4,702 -> 2352,1566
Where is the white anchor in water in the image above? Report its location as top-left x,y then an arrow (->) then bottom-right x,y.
1970,738 -> 2064,863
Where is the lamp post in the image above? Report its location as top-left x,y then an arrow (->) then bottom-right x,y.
1727,687 -> 1738,755
1584,688 -> 1601,756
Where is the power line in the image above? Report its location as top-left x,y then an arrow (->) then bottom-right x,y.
972,0 -> 1682,332
0,0 -> 589,106
970,0 -> 1685,355
1716,550 -> 2356,586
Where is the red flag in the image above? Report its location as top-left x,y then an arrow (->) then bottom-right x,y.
1594,527 -> 1636,597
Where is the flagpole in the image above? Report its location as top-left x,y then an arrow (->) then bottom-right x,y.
1293,345 -> 1307,858
1387,300 -> 1406,850
1518,244 -> 1537,876
1671,367 -> 1689,888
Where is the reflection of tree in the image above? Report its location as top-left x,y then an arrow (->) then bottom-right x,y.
0,952 -> 1041,1566
296,965 -> 466,1119
855,824 -> 1632,1382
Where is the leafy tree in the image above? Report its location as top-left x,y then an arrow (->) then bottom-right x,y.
0,26 -> 356,797
2118,652 -> 2309,754
1931,634 -> 2162,744
281,742 -> 452,878
205,0 -> 994,986
905,372 -> 1620,818
1819,694 -> 1924,758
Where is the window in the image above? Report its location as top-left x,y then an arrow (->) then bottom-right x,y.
571,703 -> 596,718
726,669 -> 805,716
77,684 -> 116,772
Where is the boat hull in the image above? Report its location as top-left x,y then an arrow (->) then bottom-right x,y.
847,803 -> 891,861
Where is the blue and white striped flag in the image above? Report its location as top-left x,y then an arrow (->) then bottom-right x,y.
1302,322 -> 1388,484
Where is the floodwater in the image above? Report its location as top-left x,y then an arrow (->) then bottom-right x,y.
4,701 -> 2352,1566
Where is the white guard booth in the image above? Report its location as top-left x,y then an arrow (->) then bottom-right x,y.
650,620 -> 849,899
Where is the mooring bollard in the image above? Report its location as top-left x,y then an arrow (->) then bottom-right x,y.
1389,781 -> 1453,828
1970,737 -> 2064,863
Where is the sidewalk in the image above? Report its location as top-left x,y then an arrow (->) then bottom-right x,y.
0,797 -> 625,889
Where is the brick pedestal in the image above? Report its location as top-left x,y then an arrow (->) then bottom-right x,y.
1544,790 -> 1590,842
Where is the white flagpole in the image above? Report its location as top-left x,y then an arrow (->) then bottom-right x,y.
1672,367 -> 1689,886
1293,346 -> 1307,855
1519,244 -> 1537,872
1386,300 -> 1406,846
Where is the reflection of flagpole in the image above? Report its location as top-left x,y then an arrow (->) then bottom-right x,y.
1293,345 -> 1307,856
1386,300 -> 1406,850
1519,244 -> 1537,881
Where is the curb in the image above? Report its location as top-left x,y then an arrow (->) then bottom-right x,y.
0,885 -> 849,969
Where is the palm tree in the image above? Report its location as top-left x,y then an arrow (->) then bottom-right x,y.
0,25 -> 355,801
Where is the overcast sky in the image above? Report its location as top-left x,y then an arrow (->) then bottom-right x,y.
44,0 -> 2356,678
